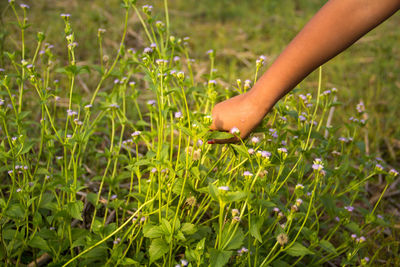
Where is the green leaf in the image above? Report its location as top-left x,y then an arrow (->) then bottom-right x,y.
29,235 -> 51,252
319,240 -> 337,254
149,238 -> 169,263
250,216 -> 263,243
224,227 -> 244,250
67,201 -> 83,220
120,258 -> 140,265
230,144 -> 249,158
6,203 -> 25,219
209,131 -> 234,140
181,223 -> 197,235
286,242 -> 314,257
210,249 -> 232,267
208,183 -> 219,201
143,224 -> 164,239
160,218 -> 172,235
224,191 -> 247,203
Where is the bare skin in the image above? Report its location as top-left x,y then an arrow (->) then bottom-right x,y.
210,0 -> 400,144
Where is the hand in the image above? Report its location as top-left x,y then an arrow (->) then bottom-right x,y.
209,90 -> 268,144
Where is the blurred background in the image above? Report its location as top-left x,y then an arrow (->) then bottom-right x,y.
1,0 -> 399,167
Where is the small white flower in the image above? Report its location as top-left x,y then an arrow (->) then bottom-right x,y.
230,127 -> 240,135
218,186 -> 229,191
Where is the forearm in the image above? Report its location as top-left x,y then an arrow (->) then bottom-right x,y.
251,0 -> 400,113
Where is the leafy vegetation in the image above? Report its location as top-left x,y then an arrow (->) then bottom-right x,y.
0,0 -> 399,266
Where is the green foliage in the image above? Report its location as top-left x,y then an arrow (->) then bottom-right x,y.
0,1 -> 398,266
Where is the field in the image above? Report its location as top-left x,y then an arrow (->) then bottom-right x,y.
0,0 -> 399,266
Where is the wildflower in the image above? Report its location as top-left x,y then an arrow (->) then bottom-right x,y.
230,127 -> 240,135
243,171 -> 253,177
295,184 -> 304,190
356,101 -> 365,113
248,148 -> 255,155
129,81 -> 136,87
111,194 -> 117,200
60,13 -> 71,19
151,168 -> 157,173
338,137 -> 349,143
273,207 -> 280,213
206,49 -> 214,56
177,71 -> 185,81
20,3 -> 29,9
232,216 -> 241,223
49,227 -> 56,231
335,216 -> 340,222
259,170 -> 268,178
16,188 -> 22,193
299,115 -> 306,122
237,247 -> 249,255
143,47 -> 153,54
147,100 -> 156,106
185,196 -> 196,206
113,237 -> 121,245
312,158 -> 324,172
85,104 -> 92,109
278,212 -> 284,219
231,209 -> 240,217
351,234 -> 357,239
142,4 -> 153,14
344,206 -> 354,212
180,259 -> 188,266
357,236 -> 366,243
251,136 -> 260,144
132,217 -> 138,223
269,128 -> 278,138
363,257 -> 370,263
67,109 -> 77,117
131,131 -> 141,137
257,150 -> 271,159
291,204 -> 299,212
277,233 -> 288,246
173,56 -> 180,62
244,79 -> 252,90
277,147 -> 287,154
8,170 -> 13,175
208,80 -> 217,86
74,119 -> 83,125
296,198 -> 303,206
187,147 -> 201,161
218,186 -> 229,191
155,21 -> 165,29
55,96 -> 61,101
197,139 -> 203,146
140,217 -> 146,223
174,111 -> 183,119
203,115 -> 212,124
375,164 -> 384,172
389,168 -> 398,177
377,214 -> 383,219
66,134 -> 72,138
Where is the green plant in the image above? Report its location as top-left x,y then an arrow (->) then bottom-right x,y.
0,1 -> 398,266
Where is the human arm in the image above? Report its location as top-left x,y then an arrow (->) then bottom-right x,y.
210,0 -> 400,143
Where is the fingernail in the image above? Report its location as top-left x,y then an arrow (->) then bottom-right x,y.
207,140 -> 215,144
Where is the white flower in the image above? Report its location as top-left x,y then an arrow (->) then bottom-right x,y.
230,127 -> 240,135
218,186 -> 229,191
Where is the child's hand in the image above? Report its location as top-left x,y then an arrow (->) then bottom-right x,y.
209,91 -> 267,144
